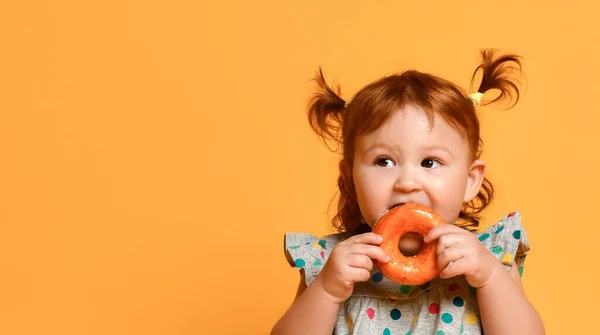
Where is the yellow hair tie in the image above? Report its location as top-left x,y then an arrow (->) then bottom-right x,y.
468,92 -> 484,106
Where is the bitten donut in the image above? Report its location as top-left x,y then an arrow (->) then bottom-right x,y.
372,203 -> 446,285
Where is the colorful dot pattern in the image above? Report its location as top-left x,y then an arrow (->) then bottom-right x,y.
283,212 -> 529,334
441,313 -> 453,323
475,211 -> 530,273
372,272 -> 384,283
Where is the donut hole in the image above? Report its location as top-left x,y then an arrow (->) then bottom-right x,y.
398,232 -> 424,256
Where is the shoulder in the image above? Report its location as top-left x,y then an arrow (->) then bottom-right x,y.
284,232 -> 347,251
283,232 -> 348,285
475,211 -> 529,246
473,212 -> 531,273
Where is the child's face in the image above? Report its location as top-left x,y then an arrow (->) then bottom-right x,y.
352,105 -> 485,227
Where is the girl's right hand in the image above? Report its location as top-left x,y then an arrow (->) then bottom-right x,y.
313,232 -> 389,304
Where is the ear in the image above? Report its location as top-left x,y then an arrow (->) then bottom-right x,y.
464,159 -> 486,202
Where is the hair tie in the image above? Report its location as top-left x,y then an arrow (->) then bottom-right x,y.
468,92 -> 484,106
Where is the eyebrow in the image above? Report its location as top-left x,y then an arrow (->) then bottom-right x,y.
363,143 -> 394,156
363,143 -> 455,158
423,144 -> 455,158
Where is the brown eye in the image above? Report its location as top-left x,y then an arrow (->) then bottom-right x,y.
421,158 -> 441,168
375,157 -> 395,167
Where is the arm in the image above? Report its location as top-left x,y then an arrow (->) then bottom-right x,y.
270,273 -> 340,335
425,224 -> 545,335
271,233 -> 389,335
477,262 -> 544,335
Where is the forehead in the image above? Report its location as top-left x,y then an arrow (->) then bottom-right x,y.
356,106 -> 469,151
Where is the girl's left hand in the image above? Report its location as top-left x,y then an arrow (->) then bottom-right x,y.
424,224 -> 502,288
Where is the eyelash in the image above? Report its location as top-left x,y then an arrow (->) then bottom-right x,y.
421,157 -> 443,168
373,156 -> 444,168
374,157 -> 394,167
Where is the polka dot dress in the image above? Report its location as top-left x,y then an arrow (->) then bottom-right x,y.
284,212 -> 530,335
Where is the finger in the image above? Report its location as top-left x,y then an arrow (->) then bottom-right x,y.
349,267 -> 372,283
424,224 -> 464,243
439,258 -> 468,279
435,233 -> 462,256
344,232 -> 383,245
349,244 -> 389,263
347,254 -> 374,272
437,246 -> 465,273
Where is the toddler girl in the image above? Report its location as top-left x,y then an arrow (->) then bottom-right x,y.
271,50 -> 544,335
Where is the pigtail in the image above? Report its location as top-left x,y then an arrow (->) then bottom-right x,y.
307,68 -> 347,151
470,49 -> 523,108
307,68 -> 361,233
459,49 -> 524,230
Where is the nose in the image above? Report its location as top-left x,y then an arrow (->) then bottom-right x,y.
393,167 -> 422,193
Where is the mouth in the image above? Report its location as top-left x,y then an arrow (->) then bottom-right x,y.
373,203 -> 409,228
389,203 -> 407,210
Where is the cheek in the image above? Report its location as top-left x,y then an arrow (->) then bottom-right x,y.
352,170 -> 383,225
353,173 -> 370,204
429,170 -> 469,222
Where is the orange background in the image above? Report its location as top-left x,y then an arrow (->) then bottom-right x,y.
0,1 -> 597,334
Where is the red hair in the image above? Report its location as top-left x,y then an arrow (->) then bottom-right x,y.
307,49 -> 523,234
